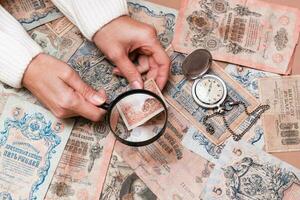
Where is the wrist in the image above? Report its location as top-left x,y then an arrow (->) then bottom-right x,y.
93,15 -> 130,43
22,53 -> 48,87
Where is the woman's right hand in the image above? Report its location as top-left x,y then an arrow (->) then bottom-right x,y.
22,53 -> 107,121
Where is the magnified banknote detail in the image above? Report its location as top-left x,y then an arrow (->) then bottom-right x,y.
117,79 -> 166,130
173,0 -> 300,74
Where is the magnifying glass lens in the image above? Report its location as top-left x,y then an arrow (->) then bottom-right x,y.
108,92 -> 167,146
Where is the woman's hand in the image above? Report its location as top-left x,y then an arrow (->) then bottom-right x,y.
93,16 -> 170,90
22,53 -> 107,121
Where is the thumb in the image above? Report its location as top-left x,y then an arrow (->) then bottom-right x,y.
61,69 -> 107,105
112,52 -> 143,89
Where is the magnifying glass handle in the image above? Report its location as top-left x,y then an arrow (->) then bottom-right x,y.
99,103 -> 110,110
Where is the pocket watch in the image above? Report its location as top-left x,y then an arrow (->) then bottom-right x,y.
182,49 -> 269,141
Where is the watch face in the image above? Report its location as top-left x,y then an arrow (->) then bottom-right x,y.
192,75 -> 227,108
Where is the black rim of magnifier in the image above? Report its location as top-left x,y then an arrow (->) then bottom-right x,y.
99,89 -> 168,147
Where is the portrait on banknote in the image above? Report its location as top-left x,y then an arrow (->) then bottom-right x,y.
119,173 -> 157,200
101,152 -> 158,200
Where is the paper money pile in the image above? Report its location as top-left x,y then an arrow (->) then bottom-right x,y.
0,0 -> 300,199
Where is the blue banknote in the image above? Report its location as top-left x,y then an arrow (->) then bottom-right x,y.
225,64 -> 279,98
0,96 -> 74,199
128,0 -> 177,48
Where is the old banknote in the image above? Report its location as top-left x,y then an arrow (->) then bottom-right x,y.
117,79 -> 166,130
259,76 -> 300,153
164,49 -> 259,145
128,0 -> 177,48
45,17 -> 74,37
0,96 -> 74,199
30,18 -> 83,62
115,106 -> 215,200
44,118 -> 115,200
225,64 -> 279,98
173,0 -> 300,74
201,140 -> 300,199
68,41 -> 130,100
101,151 -> 158,200
1,0 -> 63,30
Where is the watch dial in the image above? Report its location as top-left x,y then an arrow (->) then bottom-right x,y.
195,76 -> 225,105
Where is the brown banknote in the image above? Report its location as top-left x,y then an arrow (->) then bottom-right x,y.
44,119 -> 115,200
115,105 -> 215,200
1,0 -> 63,30
172,0 -> 300,74
30,19 -> 83,62
259,76 -> 300,152
46,17 -> 74,37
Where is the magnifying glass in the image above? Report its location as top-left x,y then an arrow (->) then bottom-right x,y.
99,89 -> 168,147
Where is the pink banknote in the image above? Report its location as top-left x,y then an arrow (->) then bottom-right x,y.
173,0 -> 300,74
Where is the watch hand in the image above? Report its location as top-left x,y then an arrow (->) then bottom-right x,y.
208,82 -> 213,93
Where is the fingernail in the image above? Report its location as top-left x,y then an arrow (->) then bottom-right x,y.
92,94 -> 105,105
130,81 -> 142,89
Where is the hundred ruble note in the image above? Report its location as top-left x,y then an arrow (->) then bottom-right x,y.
173,0 -> 300,74
44,119 -> 115,200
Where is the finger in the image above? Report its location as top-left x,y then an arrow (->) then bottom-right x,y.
113,55 -> 150,76
111,51 -> 143,89
70,91 -> 107,122
149,43 -> 171,90
113,64 -> 150,76
59,68 -> 107,106
146,56 -> 159,80
53,80 -> 106,121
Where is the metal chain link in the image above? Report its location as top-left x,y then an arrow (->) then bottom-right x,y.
202,101 -> 270,141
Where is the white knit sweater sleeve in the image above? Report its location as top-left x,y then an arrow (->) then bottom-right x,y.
0,0 -> 128,88
51,0 -> 129,40
0,6 -> 43,88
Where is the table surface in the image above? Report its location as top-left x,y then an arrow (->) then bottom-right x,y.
148,0 -> 300,168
